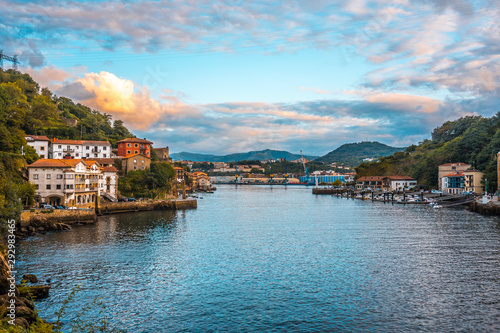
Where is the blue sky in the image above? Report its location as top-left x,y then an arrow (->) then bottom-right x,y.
2,0 -> 499,155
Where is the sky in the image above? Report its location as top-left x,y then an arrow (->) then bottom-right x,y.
2,0 -> 500,156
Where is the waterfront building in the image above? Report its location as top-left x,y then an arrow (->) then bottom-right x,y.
356,176 -> 417,191
101,166 -> 119,200
117,138 -> 152,157
442,171 -> 465,194
24,135 -> 50,158
121,153 -> 151,175
27,159 -> 118,206
153,147 -> 171,162
174,167 -> 185,183
188,171 -> 213,191
438,163 -> 471,190
49,138 -> 112,159
464,169 -> 484,194
301,174 -> 345,184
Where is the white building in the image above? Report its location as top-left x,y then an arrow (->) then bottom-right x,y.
27,159 -> 118,206
25,135 -> 50,159
49,139 -> 112,159
387,176 -> 417,191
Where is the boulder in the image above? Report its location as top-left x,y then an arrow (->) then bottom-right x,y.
17,285 -> 51,300
22,274 -> 39,284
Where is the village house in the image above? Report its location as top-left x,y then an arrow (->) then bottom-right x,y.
464,170 -> 484,194
24,135 -> 50,158
153,147 -> 171,162
174,167 -> 185,183
120,153 -> 151,175
438,163 -> 471,191
27,158 -> 118,206
117,138 -> 152,158
356,176 -> 416,191
49,138 -> 112,159
188,171 -> 213,191
442,171 -> 465,195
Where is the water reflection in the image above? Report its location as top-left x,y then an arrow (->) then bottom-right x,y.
17,185 -> 500,332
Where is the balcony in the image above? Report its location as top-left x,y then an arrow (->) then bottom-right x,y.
92,149 -> 102,153
63,148 -> 75,152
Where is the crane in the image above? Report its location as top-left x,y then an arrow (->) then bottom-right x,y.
300,150 -> 309,182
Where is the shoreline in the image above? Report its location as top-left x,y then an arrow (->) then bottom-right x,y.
16,198 -> 197,239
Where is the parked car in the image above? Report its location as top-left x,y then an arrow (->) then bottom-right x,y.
42,204 -> 54,210
67,207 -> 77,210
128,198 -> 137,202
56,205 -> 67,209
118,198 -> 127,202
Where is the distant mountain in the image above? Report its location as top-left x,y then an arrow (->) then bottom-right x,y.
315,141 -> 405,166
170,149 -> 318,162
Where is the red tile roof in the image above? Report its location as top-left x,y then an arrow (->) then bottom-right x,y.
81,141 -> 111,145
51,139 -> 84,144
386,175 -> 415,180
25,135 -> 50,141
117,138 -> 153,144
443,171 -> 465,177
121,153 -> 151,159
102,166 -> 118,172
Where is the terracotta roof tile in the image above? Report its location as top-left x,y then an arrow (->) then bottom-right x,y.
25,135 -> 50,141
117,138 -> 153,144
102,166 -> 118,172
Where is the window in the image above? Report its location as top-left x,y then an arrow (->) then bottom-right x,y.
56,185 -> 61,190
146,151 -> 149,155
58,145 -> 62,149
127,150 -> 131,154
134,166 -> 137,170
46,185 -> 51,190
103,154 -> 107,157
135,144 -> 138,147
142,160 -> 145,163
40,146 -> 45,151
57,174 -> 63,179
103,147 -> 107,150
134,150 -> 138,154
94,154 -> 98,157
67,146 -> 70,150
127,143 -> 131,147
86,146 -> 90,150
46,174 -> 51,179
58,153 -> 62,156
34,184 -> 39,190
33,174 -> 39,179
65,174 -> 74,179
40,155 -> 45,158
76,153 -> 79,157
134,159 -> 137,164
86,153 -> 89,157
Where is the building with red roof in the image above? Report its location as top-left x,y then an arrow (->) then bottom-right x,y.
117,138 -> 153,158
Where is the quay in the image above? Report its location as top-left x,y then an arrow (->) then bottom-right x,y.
17,198 -> 197,238
312,187 -> 476,206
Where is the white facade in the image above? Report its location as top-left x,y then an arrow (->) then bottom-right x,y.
389,179 -> 417,191
50,140 -> 84,159
28,159 -> 118,206
82,141 -> 112,159
25,135 -> 50,159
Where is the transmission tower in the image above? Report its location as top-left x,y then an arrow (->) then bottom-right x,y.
0,50 -> 19,70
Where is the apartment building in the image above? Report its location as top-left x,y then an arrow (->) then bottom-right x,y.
27,158 -> 118,206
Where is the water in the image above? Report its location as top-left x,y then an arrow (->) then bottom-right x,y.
17,185 -> 500,332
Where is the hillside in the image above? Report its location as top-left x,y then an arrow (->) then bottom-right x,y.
171,149 -> 318,162
314,141 -> 405,166
355,115 -> 498,189
0,68 -> 137,224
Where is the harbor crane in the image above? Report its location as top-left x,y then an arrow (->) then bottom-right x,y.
0,51 -> 19,70
300,150 -> 310,183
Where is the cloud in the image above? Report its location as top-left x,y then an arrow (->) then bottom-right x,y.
55,71 -> 199,130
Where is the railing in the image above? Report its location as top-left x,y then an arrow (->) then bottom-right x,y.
63,148 -> 75,152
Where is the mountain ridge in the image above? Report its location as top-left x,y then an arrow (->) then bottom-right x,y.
170,149 -> 319,162
314,141 -> 406,166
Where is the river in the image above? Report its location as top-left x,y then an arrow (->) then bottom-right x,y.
17,185 -> 500,332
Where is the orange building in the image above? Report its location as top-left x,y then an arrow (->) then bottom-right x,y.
117,138 -> 153,157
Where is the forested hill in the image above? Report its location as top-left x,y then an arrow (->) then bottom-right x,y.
355,115 -> 499,189
314,141 -> 405,166
0,69 -> 136,224
171,149 -> 318,162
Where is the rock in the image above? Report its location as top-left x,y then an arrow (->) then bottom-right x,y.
22,274 -> 39,284
0,277 -> 11,294
14,317 -> 30,329
16,305 -> 36,318
46,278 -> 52,283
17,285 -> 51,300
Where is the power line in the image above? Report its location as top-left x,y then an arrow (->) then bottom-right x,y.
0,50 -> 19,70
